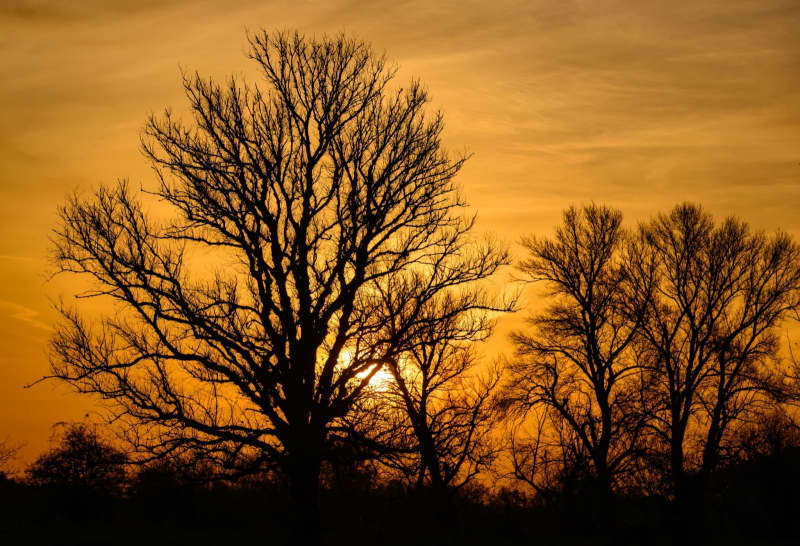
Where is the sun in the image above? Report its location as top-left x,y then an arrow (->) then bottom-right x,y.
338,349 -> 395,391
361,366 -> 394,391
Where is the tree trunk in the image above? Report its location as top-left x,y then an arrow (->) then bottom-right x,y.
415,430 -> 460,540
586,457 -> 615,538
671,444 -> 685,504
670,426 -> 696,543
701,405 -> 724,475
287,453 -> 322,544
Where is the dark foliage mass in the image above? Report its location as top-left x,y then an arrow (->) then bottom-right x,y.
26,424 -> 127,494
20,28 -> 800,546
3,419 -> 800,546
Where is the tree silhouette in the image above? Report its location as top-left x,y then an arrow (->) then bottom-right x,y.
365,292 -> 505,497
330,209 -> 513,530
26,423 -> 127,495
46,30 -> 505,539
501,205 -> 653,510
731,406 -> 800,461
628,203 -> 800,523
505,407 -> 595,505
384,348 -> 501,497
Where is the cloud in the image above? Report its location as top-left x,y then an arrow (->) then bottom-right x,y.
0,0 -> 186,20
0,301 -> 51,332
1,0 -> 799,240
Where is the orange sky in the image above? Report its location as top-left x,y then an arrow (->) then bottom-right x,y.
1,0 -> 799,465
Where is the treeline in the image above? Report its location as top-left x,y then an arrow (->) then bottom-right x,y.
7,203 -> 800,544
2,412 -> 799,546
500,203 -> 800,543
504,204 -> 800,503
20,30 -> 800,544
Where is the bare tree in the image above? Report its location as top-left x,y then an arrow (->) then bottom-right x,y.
45,30 -> 505,538
501,205 -> 653,505
383,347 -> 502,498
341,269 -> 513,527
629,203 -> 800,510
381,302 -> 503,487
506,409 -> 592,505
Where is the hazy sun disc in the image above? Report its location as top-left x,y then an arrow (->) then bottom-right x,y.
360,366 -> 394,391
338,349 -> 394,391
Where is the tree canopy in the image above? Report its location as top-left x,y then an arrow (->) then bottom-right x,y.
47,30 -> 508,538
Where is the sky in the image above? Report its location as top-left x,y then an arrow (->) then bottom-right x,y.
1,0 -> 799,465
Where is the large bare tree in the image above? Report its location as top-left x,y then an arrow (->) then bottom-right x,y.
502,205 -> 653,506
46,30 -> 506,538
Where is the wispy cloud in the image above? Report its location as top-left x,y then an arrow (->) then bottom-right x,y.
0,300 -> 51,332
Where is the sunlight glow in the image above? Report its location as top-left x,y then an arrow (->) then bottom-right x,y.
360,366 -> 394,391
338,349 -> 395,391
